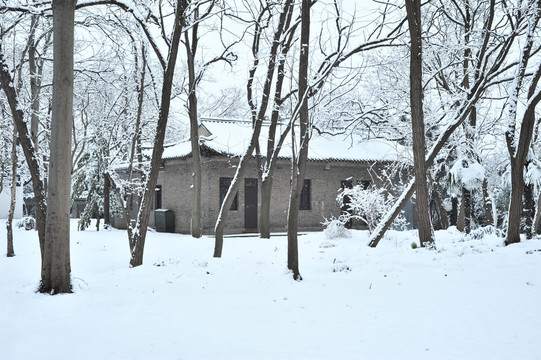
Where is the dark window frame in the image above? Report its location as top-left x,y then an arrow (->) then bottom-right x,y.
300,179 -> 311,210
358,180 -> 371,190
155,184 -> 162,209
220,177 -> 238,211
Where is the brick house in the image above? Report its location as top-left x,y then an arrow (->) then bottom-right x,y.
143,118 -> 412,234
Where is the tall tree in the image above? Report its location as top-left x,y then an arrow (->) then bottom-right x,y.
256,1 -> 296,239
183,0 -> 236,238
6,124 -> 17,257
39,0 -> 77,294
257,1 -> 404,239
213,0 -> 295,257
405,0 -> 435,247
0,26 -> 48,269
504,0 -> 541,245
285,0 -> 310,280
368,0 -> 530,247
185,2 -> 204,239
113,0 -> 186,267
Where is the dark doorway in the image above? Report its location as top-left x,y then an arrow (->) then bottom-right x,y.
245,178 -> 258,231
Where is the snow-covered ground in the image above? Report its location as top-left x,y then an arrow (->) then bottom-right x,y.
1,220 -> 540,360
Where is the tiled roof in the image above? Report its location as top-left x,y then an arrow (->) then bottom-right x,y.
162,118 -> 409,163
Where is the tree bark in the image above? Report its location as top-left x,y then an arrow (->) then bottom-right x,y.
259,178 -> 273,238
286,0 -> 310,281
460,4 -> 476,234
506,159 -> 525,245
430,185 -> 448,230
29,15 -> 40,150
185,13 -> 202,239
40,0 -> 76,294
523,170 -> 535,239
6,125 -> 17,257
482,178 -> 494,227
258,5 -> 296,239
458,187 -> 471,233
504,1 -> 541,245
450,196 -> 458,226
405,0 -> 434,247
533,192 -> 541,235
103,173 -> 110,229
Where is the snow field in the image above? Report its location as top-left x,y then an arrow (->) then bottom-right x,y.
0,220 -> 540,360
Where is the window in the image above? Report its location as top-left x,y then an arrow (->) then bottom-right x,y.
358,180 -> 371,190
219,177 -> 238,210
341,179 -> 353,190
155,185 -> 162,209
300,179 -> 311,210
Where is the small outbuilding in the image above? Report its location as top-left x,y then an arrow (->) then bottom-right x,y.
146,118 -> 412,234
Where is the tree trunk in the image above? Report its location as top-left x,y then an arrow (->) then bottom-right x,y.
286,162 -> 301,279
450,196 -> 458,226
29,15 -> 41,151
40,0 -> 76,294
6,125 -> 17,257
430,185 -> 448,230
405,0 -> 434,247
523,177 -> 535,239
533,190 -> 541,234
504,2 -> 541,245
258,7 -> 295,239
286,0 -> 310,281
185,26 -> 202,239
128,0 -> 185,267
456,195 -> 464,231
460,187 -> 471,233
482,178 -> 494,227
506,159 -> 525,245
103,173 -> 110,229
259,177 -> 273,238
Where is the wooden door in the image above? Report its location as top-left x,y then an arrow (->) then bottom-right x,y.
244,178 -> 258,231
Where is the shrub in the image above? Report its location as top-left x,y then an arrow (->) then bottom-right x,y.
323,216 -> 351,239
16,216 -> 35,231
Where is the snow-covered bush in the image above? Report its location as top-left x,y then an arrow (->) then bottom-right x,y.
450,157 -> 485,191
335,184 -> 408,234
468,225 -> 504,241
323,216 -> 351,239
16,216 -> 35,230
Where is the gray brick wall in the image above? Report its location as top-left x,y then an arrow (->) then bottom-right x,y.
154,154 -> 392,235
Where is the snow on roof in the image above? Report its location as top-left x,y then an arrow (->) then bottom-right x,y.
162,119 -> 409,163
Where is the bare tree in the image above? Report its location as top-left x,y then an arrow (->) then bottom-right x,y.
259,1 -> 406,241
427,0 -> 500,232
183,0 -> 236,238
38,0 -> 77,294
256,2 -> 297,239
504,0 -> 541,245
0,33 -> 47,268
213,0 -> 295,257
368,0 -> 533,247
285,0 -> 310,280
106,0 -> 187,267
6,125 -> 17,257
405,0 -> 435,247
